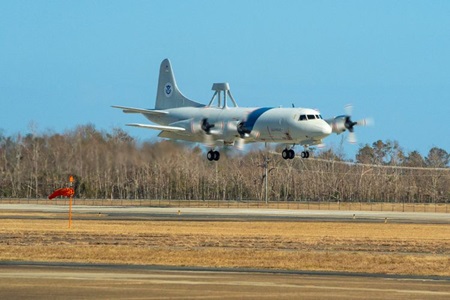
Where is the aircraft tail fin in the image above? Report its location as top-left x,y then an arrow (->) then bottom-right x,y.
155,59 -> 204,110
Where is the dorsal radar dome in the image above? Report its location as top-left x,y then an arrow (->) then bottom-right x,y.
208,82 -> 238,108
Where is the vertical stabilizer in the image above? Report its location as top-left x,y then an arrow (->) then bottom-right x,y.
155,59 -> 204,109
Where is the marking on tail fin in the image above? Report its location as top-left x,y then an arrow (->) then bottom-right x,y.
165,83 -> 173,97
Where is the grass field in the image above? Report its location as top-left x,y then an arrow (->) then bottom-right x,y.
0,211 -> 449,276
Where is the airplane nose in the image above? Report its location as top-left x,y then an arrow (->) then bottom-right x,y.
321,122 -> 332,135
312,122 -> 332,136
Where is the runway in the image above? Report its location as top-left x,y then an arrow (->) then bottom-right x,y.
1,262 -> 449,299
0,203 -> 449,224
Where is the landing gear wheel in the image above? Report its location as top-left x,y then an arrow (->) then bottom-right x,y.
207,150 -> 220,161
207,150 -> 214,161
301,151 -> 310,158
213,151 -> 220,161
288,149 -> 295,159
282,149 -> 289,160
282,149 -> 295,160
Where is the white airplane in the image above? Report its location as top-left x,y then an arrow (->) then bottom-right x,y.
113,59 -> 370,161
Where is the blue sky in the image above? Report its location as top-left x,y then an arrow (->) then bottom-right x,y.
1,0 -> 449,159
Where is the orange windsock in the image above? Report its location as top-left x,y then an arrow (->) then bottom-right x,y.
48,187 -> 75,199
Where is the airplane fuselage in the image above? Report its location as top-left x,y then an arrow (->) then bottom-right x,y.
146,106 -> 332,145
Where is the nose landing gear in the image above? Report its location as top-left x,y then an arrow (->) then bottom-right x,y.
300,150 -> 310,158
207,150 -> 220,161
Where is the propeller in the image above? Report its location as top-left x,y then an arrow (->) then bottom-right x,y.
201,118 -> 215,134
225,119 -> 260,151
342,104 -> 373,144
224,120 -> 246,150
237,121 -> 251,138
344,115 -> 358,144
188,118 -> 219,146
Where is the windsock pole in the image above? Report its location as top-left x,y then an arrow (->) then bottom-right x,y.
68,176 -> 74,228
68,195 -> 72,228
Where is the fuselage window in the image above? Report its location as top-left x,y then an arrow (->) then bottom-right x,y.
316,114 -> 323,119
307,114 -> 316,120
299,115 -> 307,121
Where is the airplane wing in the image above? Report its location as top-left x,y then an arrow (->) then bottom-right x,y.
112,105 -> 168,115
299,139 -> 324,146
126,123 -> 185,132
158,130 -> 203,142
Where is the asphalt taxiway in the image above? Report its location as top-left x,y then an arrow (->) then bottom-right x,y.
0,262 -> 449,300
0,204 -> 449,224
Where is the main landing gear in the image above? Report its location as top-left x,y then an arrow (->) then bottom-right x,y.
207,150 -> 220,161
282,148 -> 295,160
282,148 -> 310,160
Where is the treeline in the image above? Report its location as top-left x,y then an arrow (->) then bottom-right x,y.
0,125 -> 449,202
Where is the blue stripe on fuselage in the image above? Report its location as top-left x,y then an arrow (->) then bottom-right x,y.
244,107 -> 273,131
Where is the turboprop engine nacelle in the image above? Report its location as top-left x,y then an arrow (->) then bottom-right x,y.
170,118 -> 228,137
169,119 -> 207,134
327,115 -> 348,134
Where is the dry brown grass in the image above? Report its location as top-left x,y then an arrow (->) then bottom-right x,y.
0,216 -> 449,276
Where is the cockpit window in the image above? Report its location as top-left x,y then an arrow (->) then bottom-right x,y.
299,114 -> 323,121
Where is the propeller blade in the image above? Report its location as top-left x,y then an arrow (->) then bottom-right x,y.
209,128 -> 222,135
235,138 -> 245,151
344,104 -> 353,116
202,134 -> 215,147
190,119 -> 202,133
250,130 -> 260,139
316,143 -> 326,149
226,121 -> 238,132
355,117 -> 374,127
347,132 -> 357,144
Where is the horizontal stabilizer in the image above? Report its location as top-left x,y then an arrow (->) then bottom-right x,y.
126,123 -> 185,132
112,105 -> 168,115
